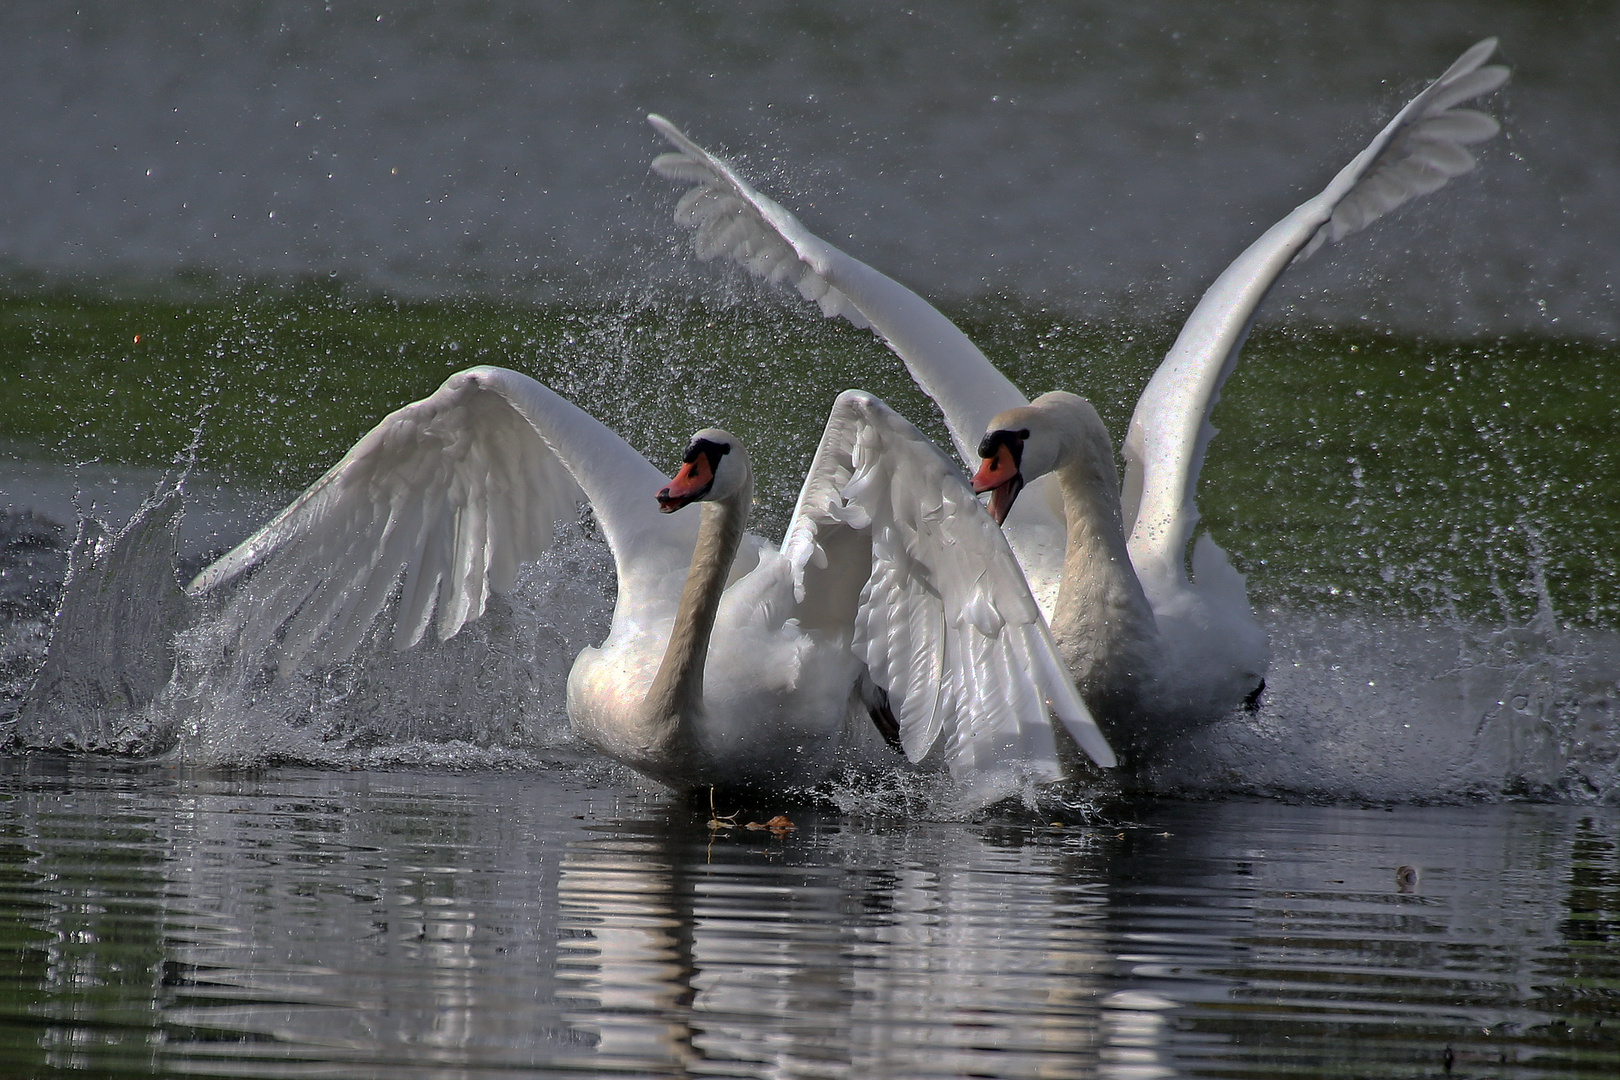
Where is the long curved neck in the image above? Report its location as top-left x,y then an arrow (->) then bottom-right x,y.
1049,452 -> 1159,704
640,477 -> 752,746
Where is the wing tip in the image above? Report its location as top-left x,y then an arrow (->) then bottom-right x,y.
1453,36 -> 1499,73
648,113 -> 702,161
834,387 -> 881,414
1082,731 -> 1118,770
1053,698 -> 1117,769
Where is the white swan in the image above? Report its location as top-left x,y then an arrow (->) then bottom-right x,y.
186,367 -> 1113,791
648,39 -> 1508,760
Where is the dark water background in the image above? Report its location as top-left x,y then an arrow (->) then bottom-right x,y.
1,0 -> 1615,336
1,3 -> 1618,1076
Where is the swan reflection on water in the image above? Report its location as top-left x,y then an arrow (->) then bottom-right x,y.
0,762 -> 1614,1077
556,812 -> 1120,1077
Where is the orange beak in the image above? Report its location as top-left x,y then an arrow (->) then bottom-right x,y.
972,445 -> 1023,525
656,455 -> 715,512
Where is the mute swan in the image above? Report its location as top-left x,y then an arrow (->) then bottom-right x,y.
186,367 -> 1113,791
648,39 -> 1507,760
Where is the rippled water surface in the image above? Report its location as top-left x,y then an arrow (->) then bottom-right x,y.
0,760 -> 1615,1079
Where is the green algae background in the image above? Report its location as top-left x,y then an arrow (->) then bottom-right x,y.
2,286 -> 1615,627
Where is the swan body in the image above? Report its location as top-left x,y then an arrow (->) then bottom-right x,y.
973,391 -> 1222,760
973,393 -> 1161,747
188,367 -> 1112,792
648,39 -> 1507,758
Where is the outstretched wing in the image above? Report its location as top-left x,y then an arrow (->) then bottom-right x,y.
783,390 -> 1115,776
650,115 -> 1067,609
188,366 -> 689,672
649,114 -> 1029,469
1122,39 -> 1508,589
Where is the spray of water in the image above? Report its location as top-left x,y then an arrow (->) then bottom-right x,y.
5,471 -> 1615,807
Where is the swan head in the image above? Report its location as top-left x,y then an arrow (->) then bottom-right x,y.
972,422 -> 1029,525
657,428 -> 750,512
973,392 -> 1114,525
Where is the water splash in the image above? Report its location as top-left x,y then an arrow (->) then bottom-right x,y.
13,484 -> 189,753
6,486 -> 615,768
1145,609 -> 1620,804
4,485 -> 1615,805
0,511 -> 67,719
157,517 -> 617,768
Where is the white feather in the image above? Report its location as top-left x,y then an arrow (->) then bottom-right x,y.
190,369 -> 1114,790
785,390 -> 1113,774
651,41 -> 1507,761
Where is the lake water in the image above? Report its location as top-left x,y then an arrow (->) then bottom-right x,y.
1,432 -> 1617,1075
0,759 -> 1615,1079
1,1 -> 1614,337
2,2 -> 1618,1075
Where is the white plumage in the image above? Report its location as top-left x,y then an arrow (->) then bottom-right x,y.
649,39 -> 1508,762
188,369 -> 1112,791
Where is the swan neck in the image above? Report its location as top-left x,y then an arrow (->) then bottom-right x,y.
1052,457 -> 1134,595
642,478 -> 751,740
1049,453 -> 1157,685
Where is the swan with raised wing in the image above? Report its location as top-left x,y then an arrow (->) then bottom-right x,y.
187,368 -> 1112,791
649,39 -> 1508,762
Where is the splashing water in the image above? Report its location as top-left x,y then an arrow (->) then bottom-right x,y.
7,482 -> 615,771
2,272 -> 1614,813
1150,610 -> 1620,803
5,469 -> 1614,808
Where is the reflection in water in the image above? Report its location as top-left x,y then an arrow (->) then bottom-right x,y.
2,761 -> 615,1073
559,837 -> 694,1069
0,761 -> 1614,1077
1099,991 -> 1178,1080
557,817 -> 1113,1077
